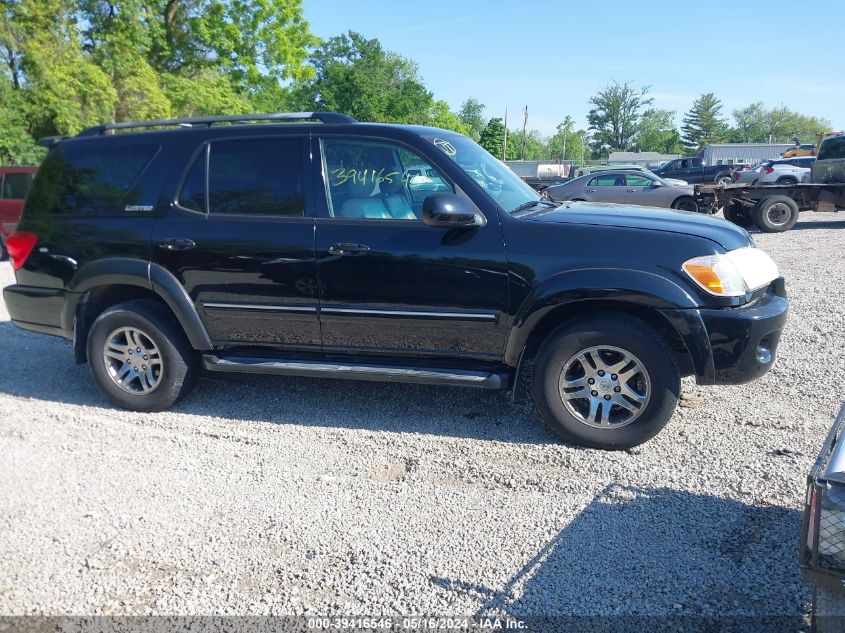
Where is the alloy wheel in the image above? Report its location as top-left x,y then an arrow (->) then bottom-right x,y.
102,327 -> 164,394
558,345 -> 651,428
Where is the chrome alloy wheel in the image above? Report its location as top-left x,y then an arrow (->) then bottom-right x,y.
102,327 -> 163,394
558,345 -> 651,428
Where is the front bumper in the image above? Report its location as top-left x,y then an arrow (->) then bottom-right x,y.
662,277 -> 788,386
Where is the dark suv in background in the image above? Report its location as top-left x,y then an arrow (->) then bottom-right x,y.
2,112 -> 789,449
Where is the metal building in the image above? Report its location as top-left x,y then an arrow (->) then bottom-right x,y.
607,151 -> 681,168
698,143 -> 794,166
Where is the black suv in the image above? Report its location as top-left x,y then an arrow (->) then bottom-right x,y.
3,112 -> 789,449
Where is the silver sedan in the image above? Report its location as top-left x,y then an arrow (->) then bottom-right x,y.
546,170 -> 699,212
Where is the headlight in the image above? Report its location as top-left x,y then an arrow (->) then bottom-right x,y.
682,247 -> 779,297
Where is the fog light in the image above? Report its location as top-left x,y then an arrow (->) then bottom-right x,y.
756,344 -> 772,364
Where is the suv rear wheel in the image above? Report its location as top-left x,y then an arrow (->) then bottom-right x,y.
532,314 -> 680,450
87,300 -> 198,411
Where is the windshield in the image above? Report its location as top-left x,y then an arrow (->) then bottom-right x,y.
423,132 -> 540,213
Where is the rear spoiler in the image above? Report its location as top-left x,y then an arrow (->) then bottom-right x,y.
38,136 -> 68,149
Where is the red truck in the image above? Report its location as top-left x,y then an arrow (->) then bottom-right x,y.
0,166 -> 37,261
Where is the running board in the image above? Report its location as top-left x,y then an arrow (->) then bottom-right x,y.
202,355 -> 509,390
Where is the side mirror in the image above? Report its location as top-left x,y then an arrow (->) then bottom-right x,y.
422,193 -> 486,228
651,180 -> 664,187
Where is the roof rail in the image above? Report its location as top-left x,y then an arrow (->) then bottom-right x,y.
76,112 -> 357,137
38,135 -> 69,148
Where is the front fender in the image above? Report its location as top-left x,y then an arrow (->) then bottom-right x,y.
504,267 -> 700,366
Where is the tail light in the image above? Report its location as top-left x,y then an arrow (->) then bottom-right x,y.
5,232 -> 38,270
764,166 -> 774,174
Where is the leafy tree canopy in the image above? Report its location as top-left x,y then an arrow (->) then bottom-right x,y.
681,92 -> 730,150
587,81 -> 653,155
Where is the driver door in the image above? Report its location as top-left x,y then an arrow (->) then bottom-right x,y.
313,137 -> 509,361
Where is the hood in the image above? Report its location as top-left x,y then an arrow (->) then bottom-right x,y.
525,201 -> 752,251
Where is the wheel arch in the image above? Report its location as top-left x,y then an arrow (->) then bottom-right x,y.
65,258 -> 212,363
505,269 -> 702,374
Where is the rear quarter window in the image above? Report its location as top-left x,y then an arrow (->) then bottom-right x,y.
26,143 -> 159,215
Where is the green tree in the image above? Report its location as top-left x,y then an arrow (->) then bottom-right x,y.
160,71 -> 251,116
681,93 -> 730,150
7,0 -> 116,137
458,97 -> 485,140
290,31 -> 433,123
504,128 -> 545,160
143,0 -> 318,88
730,102 -> 831,143
478,117 -> 506,158
635,109 -> 683,154
0,74 -> 45,164
731,102 -> 769,143
428,100 -> 469,135
547,116 -> 579,160
587,81 -> 652,156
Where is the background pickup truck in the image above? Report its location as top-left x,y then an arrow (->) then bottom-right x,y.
654,156 -> 735,185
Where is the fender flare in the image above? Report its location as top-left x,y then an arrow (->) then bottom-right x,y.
504,268 -> 703,367
64,257 -> 212,351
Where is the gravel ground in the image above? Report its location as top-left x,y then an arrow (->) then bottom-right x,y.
1,213 -> 844,628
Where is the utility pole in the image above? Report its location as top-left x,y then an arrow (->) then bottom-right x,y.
521,106 -> 528,161
502,108 -> 508,161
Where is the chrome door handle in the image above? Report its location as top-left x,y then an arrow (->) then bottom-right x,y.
328,243 -> 371,256
587,188 -> 597,193
158,238 -> 196,251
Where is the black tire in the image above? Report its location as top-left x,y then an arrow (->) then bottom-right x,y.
671,196 -> 699,213
0,235 -> 7,262
716,175 -> 732,185
532,314 -> 680,450
723,201 -> 754,228
86,299 -> 198,411
776,176 -> 798,185
751,195 -> 800,233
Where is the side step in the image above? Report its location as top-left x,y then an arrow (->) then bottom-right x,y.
202,355 -> 510,390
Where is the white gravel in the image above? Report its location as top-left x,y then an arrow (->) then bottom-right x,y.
1,213 -> 844,625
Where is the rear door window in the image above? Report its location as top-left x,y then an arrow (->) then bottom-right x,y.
27,143 -> 158,215
589,174 -> 625,187
177,138 -> 306,217
818,138 -> 845,160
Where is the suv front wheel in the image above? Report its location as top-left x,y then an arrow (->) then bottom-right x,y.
87,300 -> 198,411
533,314 -> 680,450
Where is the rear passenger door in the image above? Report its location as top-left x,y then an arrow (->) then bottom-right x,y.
584,174 -> 628,204
152,135 -> 320,351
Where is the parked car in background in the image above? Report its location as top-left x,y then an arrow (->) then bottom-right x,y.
571,164 -> 688,186
546,169 -> 699,212
0,166 -> 37,261
734,158 -> 814,185
570,163 -> 645,178
653,156 -> 735,185
3,111 -> 788,450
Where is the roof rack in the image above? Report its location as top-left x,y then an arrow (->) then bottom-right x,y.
76,112 -> 357,137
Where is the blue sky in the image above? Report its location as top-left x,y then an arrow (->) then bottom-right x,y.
301,0 -> 844,137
